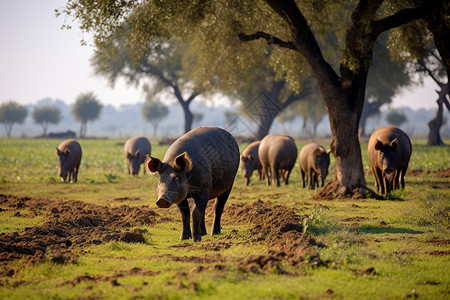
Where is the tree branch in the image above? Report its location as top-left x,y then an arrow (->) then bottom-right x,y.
238,31 -> 296,50
372,0 -> 442,37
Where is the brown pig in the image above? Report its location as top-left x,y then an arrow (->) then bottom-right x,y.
124,136 -> 151,175
368,126 -> 412,195
258,134 -> 298,187
299,143 -> 331,190
145,127 -> 240,242
241,141 -> 263,186
56,139 -> 82,183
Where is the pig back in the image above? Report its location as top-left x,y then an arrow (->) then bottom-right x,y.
57,139 -> 82,165
124,136 -> 151,163
368,126 -> 412,169
259,134 -> 297,168
163,127 -> 240,198
299,143 -> 322,172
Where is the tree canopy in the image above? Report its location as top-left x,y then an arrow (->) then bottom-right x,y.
0,101 -> 28,137
72,92 -> 103,138
142,99 -> 169,136
33,105 -> 62,136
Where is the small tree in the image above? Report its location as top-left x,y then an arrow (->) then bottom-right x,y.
0,101 -> 28,137
386,110 -> 408,127
277,109 -> 297,134
33,105 -> 62,136
72,92 -> 102,138
142,100 -> 169,137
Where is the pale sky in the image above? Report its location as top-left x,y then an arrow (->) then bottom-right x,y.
0,0 -> 441,110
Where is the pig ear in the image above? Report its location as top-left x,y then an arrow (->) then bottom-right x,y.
326,149 -> 332,156
145,155 -> 162,174
248,155 -> 254,161
313,148 -> 322,157
127,152 -> 132,158
391,138 -> 398,150
375,139 -> 383,150
56,148 -> 62,156
135,149 -> 140,157
64,148 -> 71,156
240,154 -> 245,161
174,152 -> 193,172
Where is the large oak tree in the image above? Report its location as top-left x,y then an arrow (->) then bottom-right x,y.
60,0 -> 445,197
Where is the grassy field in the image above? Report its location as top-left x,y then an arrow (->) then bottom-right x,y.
0,137 -> 449,299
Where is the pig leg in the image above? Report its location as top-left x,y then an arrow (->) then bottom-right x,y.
284,169 -> 291,185
400,165 -> 408,189
373,167 -> 384,194
177,198 -> 192,240
272,166 -> 280,187
308,169 -> 314,190
258,169 -> 263,181
313,172 -> 319,189
301,169 -> 306,188
264,166 -> 271,186
201,213 -> 207,236
68,166 -> 74,183
212,186 -> 232,236
74,165 -> 79,183
192,191 -> 210,242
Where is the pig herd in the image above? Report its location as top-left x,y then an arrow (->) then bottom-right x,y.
55,125 -> 411,242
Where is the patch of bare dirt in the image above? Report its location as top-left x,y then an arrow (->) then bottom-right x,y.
225,200 -> 324,273
0,194 -> 159,266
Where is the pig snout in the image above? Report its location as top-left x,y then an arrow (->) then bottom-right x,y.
156,197 -> 172,208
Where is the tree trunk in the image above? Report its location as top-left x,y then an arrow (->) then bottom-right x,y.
4,122 -> 12,138
183,105 -> 193,133
427,84 -> 448,146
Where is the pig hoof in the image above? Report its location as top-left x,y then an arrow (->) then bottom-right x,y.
193,235 -> 202,242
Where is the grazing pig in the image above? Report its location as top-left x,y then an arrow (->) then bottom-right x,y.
145,127 -> 239,242
56,139 -> 82,183
368,126 -> 412,195
299,143 -> 331,190
124,136 -> 151,175
258,134 -> 298,187
241,141 -> 263,186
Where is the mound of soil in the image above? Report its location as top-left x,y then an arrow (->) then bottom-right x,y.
226,200 -> 322,273
0,194 -> 158,265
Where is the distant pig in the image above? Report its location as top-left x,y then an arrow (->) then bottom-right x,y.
299,143 -> 331,190
56,139 -> 82,183
124,136 -> 151,175
145,127 -> 239,242
258,134 -> 298,187
241,141 -> 263,186
368,126 -> 412,195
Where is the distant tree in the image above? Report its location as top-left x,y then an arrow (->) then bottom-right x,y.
386,110 -> 408,127
33,105 -> 62,136
223,111 -> 239,127
410,47 -> 449,146
72,92 -> 102,138
192,112 -> 204,127
142,99 -> 169,137
91,30 -> 201,133
0,101 -> 28,137
294,98 -> 328,138
277,109 -> 297,134
360,35 -> 412,137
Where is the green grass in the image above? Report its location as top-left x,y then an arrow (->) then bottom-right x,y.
0,138 -> 449,299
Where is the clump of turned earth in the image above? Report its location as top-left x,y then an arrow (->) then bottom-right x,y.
0,194 -> 158,266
